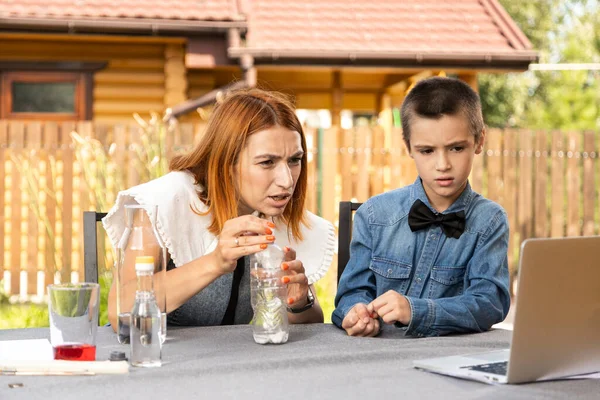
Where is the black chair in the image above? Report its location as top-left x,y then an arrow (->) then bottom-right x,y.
337,201 -> 362,283
83,211 -> 107,284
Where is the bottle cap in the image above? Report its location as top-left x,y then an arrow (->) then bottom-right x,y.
109,351 -> 128,361
135,256 -> 155,272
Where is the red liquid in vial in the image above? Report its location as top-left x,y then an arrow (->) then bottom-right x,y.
53,344 -> 96,361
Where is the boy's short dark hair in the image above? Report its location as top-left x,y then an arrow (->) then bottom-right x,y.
400,77 -> 484,150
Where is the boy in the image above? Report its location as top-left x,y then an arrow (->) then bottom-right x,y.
332,77 -> 510,337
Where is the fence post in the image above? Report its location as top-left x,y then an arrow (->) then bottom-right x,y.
0,121 -> 6,292
304,127 -> 318,214
566,131 -> 581,237
390,127 -> 403,187
320,126 -> 338,224
355,126 -> 370,202
9,122 -> 25,295
486,128 -> 502,204
550,130 -> 565,237
582,130 -> 595,236
503,129 -> 518,271
371,126 -> 385,196
340,128 -> 353,201
60,121 -> 76,284
26,122 -> 42,295
533,130 -> 548,238
518,130 -> 534,243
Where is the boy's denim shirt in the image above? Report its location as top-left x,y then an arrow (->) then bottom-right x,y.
332,178 -> 511,337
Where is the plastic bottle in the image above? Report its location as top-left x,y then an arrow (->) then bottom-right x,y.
249,244 -> 289,344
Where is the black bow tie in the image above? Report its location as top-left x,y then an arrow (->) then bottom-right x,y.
408,199 -> 465,239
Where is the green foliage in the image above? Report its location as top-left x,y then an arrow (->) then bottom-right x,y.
48,284 -> 93,318
0,275 -> 110,329
314,268 -> 337,323
479,73 -> 532,128
99,273 -> 111,326
0,280 -> 9,305
526,70 -> 599,130
0,302 -> 49,329
479,0 -> 600,130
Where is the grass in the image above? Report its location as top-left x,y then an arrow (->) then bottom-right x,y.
314,266 -> 337,324
0,303 -> 49,329
0,275 -> 111,330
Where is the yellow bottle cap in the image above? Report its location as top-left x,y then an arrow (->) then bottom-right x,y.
135,256 -> 155,264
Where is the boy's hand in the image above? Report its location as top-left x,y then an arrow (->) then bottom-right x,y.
369,290 -> 411,326
341,303 -> 380,337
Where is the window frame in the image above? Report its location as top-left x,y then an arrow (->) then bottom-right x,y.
0,62 -> 106,121
1,71 -> 86,120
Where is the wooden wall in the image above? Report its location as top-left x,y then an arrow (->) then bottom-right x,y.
1,35 -> 482,125
0,34 -> 187,122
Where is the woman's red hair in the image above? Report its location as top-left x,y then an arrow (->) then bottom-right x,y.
169,88 -> 308,240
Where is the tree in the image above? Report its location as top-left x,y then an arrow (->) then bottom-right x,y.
479,0 -> 600,130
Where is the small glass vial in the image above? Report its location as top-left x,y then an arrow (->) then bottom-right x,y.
249,244 -> 289,344
130,256 -> 162,367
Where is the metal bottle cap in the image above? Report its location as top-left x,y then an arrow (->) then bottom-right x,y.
109,351 -> 128,361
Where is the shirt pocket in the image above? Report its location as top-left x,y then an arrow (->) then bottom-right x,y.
369,258 -> 412,296
428,266 -> 466,299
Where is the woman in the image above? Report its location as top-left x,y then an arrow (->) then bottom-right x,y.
103,88 -> 335,328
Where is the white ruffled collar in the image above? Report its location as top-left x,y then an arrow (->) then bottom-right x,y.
102,171 -> 336,284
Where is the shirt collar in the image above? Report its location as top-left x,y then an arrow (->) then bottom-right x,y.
410,177 -> 475,214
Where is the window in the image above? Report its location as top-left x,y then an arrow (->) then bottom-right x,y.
1,72 -> 86,120
0,62 -> 105,121
13,80 -> 76,113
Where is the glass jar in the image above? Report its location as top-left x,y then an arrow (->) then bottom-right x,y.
116,204 -> 166,344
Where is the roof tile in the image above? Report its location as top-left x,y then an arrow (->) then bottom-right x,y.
0,0 -> 242,21
0,0 -> 534,57
246,0 -> 530,54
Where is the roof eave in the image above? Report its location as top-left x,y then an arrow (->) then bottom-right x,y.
229,48 -> 539,71
0,16 -> 247,36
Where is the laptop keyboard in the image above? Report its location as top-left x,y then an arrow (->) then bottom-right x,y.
463,361 -> 508,376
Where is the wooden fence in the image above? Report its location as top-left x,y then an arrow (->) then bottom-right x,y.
1,121 -> 599,299
320,127 -> 600,276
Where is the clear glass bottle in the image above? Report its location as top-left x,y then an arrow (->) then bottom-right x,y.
249,244 -> 289,344
130,256 -> 162,367
116,204 -> 167,344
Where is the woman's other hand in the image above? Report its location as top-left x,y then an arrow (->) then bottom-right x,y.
281,246 -> 310,307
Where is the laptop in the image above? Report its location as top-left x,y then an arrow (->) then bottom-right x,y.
413,236 -> 600,384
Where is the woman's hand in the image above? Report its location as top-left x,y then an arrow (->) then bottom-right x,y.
211,215 -> 275,275
281,246 -> 310,308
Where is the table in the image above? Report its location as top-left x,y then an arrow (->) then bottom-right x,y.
1,324 -> 598,399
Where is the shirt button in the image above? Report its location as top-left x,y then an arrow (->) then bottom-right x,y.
387,268 -> 393,275
416,277 -> 422,282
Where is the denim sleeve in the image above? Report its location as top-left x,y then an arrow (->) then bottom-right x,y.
331,204 -> 377,328
405,209 -> 511,337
